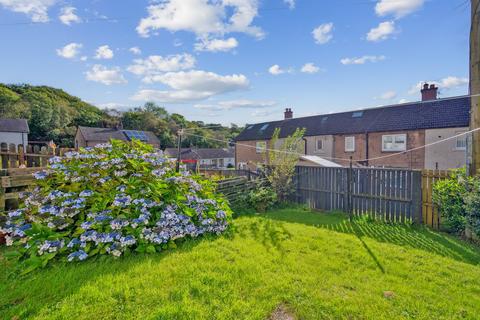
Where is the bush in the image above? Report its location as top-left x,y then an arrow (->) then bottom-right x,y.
0,140 -> 231,272
432,169 -> 470,234
433,168 -> 480,238
247,184 -> 277,213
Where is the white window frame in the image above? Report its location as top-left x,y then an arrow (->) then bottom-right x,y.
455,132 -> 467,151
345,136 -> 355,152
382,134 -> 407,152
256,141 -> 267,154
315,138 -> 324,151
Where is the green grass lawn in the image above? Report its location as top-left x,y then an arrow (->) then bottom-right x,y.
1,207 -> 480,319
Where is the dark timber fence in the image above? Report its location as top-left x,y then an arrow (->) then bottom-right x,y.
293,166 -> 423,224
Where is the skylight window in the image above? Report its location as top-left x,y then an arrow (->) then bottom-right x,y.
260,124 -> 269,131
352,111 -> 364,118
321,117 -> 328,123
246,125 -> 253,130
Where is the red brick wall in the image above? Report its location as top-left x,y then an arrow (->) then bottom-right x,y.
333,133 -> 367,166
333,130 -> 425,169
235,140 -> 269,170
368,130 -> 425,169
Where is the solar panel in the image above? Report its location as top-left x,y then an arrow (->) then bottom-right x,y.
124,130 -> 149,142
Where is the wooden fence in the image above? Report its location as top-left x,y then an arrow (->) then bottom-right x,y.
293,166 -> 423,224
216,176 -> 264,205
0,167 -> 38,211
0,143 -> 74,169
421,169 -> 450,229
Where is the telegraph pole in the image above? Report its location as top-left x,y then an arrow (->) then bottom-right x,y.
176,128 -> 183,172
470,0 -> 480,175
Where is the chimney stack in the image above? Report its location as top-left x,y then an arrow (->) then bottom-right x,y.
284,108 -> 293,119
421,83 -> 438,101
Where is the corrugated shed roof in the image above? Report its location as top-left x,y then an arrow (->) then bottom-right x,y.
235,96 -> 471,141
0,119 -> 29,133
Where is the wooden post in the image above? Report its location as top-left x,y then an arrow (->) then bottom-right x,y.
176,129 -> 183,173
347,156 -> 353,220
470,0 -> 480,175
411,170 -> 423,224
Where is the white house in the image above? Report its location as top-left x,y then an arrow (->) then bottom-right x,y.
0,119 -> 29,152
164,148 -> 235,169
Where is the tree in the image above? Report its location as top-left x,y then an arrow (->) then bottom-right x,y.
264,127 -> 306,202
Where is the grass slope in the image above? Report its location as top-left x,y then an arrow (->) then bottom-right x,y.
1,208 -> 480,319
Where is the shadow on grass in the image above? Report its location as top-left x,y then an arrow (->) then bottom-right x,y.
0,235 -> 210,319
263,208 -> 480,266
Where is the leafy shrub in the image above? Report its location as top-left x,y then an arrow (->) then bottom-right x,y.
247,185 -> 277,213
1,140 -> 231,272
464,179 -> 480,238
432,169 -> 470,234
433,168 -> 480,238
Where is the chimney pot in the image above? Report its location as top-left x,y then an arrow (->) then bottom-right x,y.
284,108 -> 293,119
421,83 -> 438,101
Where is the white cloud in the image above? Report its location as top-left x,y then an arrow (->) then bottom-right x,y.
85,65 -> 127,85
137,0 -> 264,39
127,54 -> 196,81
440,76 -> 469,89
284,0 -> 295,9
268,64 -> 293,75
131,70 -> 249,103
375,0 -> 425,19
301,63 -> 320,74
0,0 -> 56,22
195,99 -> 276,111
194,37 -> 238,52
340,55 -> 386,65
408,77 -> 469,95
56,43 -> 82,59
129,47 -> 142,55
94,45 -> 114,60
367,21 -> 396,42
312,23 -> 333,44
379,91 -> 397,100
59,6 -> 80,25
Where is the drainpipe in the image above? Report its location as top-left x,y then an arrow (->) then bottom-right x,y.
365,132 -> 369,167
302,138 -> 307,155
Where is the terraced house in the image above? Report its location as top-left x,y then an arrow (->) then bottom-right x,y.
235,84 -> 470,170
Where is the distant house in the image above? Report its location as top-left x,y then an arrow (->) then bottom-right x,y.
0,119 -> 29,152
235,84 -> 470,170
75,126 -> 160,148
164,148 -> 235,169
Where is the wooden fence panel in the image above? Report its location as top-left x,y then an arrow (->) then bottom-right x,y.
421,169 -> 450,229
293,166 -> 422,224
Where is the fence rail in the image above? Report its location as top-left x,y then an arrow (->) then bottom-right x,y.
293,166 -> 422,224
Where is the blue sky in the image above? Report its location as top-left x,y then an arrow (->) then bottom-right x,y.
0,0 -> 471,126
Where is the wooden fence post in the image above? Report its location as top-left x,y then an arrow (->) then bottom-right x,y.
411,170 -> 423,224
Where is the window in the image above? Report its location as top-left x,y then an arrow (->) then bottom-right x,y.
352,111 -> 364,118
382,134 -> 407,152
316,139 -> 324,151
256,141 -> 267,153
455,132 -> 467,150
345,136 -> 355,152
260,124 -> 269,131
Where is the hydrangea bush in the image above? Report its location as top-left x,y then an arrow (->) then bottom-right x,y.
1,140 -> 231,272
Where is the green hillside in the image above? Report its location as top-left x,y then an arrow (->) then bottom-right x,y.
0,84 -> 240,148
